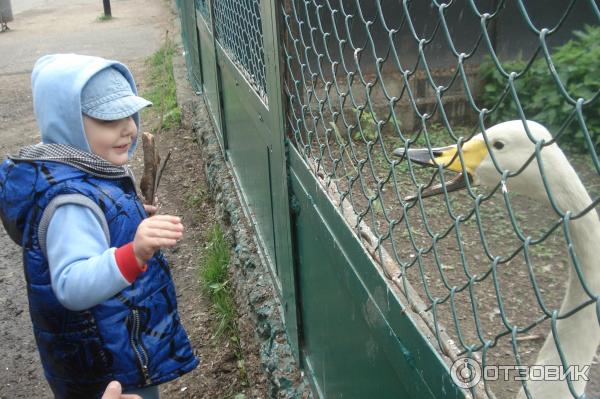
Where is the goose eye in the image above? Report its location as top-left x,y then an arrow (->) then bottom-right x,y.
493,141 -> 505,150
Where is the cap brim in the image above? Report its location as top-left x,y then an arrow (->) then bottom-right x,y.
83,95 -> 152,121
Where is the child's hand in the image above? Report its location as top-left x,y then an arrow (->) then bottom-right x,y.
101,381 -> 142,399
133,215 -> 183,266
143,204 -> 157,216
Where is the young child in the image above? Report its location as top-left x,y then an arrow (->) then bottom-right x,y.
0,54 -> 198,398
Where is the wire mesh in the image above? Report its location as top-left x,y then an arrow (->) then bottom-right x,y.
195,0 -> 210,25
214,0 -> 268,101
282,1 -> 600,398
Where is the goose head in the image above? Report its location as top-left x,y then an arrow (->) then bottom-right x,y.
394,120 -> 573,206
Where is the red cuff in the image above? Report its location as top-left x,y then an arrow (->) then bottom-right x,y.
115,242 -> 147,283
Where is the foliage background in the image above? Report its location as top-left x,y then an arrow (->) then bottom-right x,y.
478,25 -> 600,154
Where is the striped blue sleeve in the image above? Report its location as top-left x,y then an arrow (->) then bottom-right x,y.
46,204 -> 131,311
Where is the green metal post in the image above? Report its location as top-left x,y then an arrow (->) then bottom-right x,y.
260,0 -> 300,360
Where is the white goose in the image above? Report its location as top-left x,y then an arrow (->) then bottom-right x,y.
395,120 -> 600,398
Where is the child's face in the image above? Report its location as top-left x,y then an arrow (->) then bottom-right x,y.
83,115 -> 136,165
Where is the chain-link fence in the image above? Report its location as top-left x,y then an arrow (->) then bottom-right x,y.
213,0 -> 268,101
283,1 -> 599,398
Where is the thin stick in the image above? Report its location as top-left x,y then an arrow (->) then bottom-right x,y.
152,150 -> 171,205
156,30 -> 170,136
140,132 -> 159,204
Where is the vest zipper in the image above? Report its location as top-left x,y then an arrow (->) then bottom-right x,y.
130,308 -> 152,384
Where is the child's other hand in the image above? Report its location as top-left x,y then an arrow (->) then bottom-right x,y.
101,381 -> 142,399
143,204 -> 157,216
133,215 -> 184,266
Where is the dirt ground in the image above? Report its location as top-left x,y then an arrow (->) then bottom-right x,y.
0,1 -> 268,398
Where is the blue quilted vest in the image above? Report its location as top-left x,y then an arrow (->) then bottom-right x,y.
0,159 -> 198,398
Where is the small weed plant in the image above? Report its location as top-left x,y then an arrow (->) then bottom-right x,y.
199,224 -> 233,338
198,224 -> 249,385
96,14 -> 112,22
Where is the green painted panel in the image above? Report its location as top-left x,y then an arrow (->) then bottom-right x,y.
220,63 -> 278,276
180,0 -> 201,90
290,147 -> 465,399
196,10 -> 222,137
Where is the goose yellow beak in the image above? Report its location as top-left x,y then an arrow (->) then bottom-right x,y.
392,139 -> 488,198
393,139 -> 488,174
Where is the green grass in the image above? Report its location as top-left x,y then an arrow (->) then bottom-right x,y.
199,224 -> 234,338
96,14 -> 112,22
142,36 -> 181,131
198,224 -> 249,387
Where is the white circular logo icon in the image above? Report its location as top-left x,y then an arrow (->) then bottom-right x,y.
450,357 -> 482,389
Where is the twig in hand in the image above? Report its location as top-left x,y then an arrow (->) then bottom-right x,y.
153,150 -> 172,204
140,30 -> 173,206
140,132 -> 160,205
140,133 -> 172,206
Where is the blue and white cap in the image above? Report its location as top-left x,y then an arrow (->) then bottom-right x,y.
81,67 -> 152,121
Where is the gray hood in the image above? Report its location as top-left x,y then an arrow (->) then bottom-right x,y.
31,53 -> 143,157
